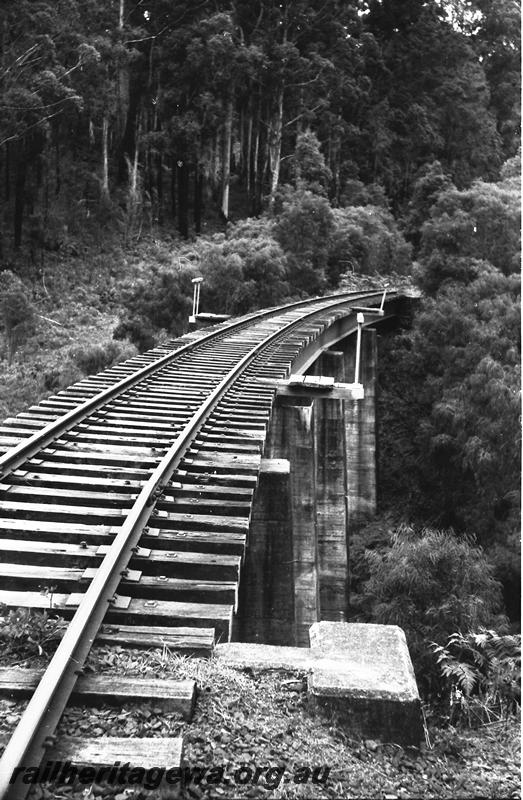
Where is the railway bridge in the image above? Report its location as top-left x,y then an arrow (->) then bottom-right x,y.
0,289 -> 423,797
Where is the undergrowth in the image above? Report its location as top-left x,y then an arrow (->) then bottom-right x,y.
0,606 -> 66,660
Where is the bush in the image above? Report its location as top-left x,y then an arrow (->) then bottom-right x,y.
432,629 -> 520,725
359,526 -> 507,694
113,317 -> 158,352
71,339 -> 137,375
327,206 -> 412,285
199,219 -> 290,314
113,262 -> 196,350
0,270 -> 35,363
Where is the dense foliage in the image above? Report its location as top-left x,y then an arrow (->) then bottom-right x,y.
376,158 -> 520,618
0,0 -> 519,260
432,629 -> 521,724
356,526 -> 507,691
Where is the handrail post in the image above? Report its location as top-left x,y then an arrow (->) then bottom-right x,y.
354,312 -> 365,385
189,277 -> 203,324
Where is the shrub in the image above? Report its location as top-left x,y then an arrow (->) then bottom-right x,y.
359,526 -> 507,694
113,262 -> 196,350
113,317 -> 158,352
0,270 -> 35,364
432,629 -> 521,725
199,220 -> 290,315
71,339 -> 137,375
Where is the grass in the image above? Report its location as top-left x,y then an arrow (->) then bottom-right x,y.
2,638 -> 519,798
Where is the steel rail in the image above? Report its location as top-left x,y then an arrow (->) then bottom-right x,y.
0,289 -> 394,481
0,289 -> 394,799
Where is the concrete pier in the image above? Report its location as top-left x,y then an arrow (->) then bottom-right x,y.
239,328 -> 378,645
239,400 -> 319,646
238,459 -> 294,644
342,329 -> 378,524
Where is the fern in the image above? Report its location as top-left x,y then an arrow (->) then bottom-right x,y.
431,629 -> 521,726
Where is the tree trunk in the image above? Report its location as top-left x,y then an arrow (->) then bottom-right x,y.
102,115 -> 110,200
170,155 -> 176,220
194,163 -> 202,234
221,97 -> 233,220
268,87 -> 284,208
55,134 -> 61,196
212,132 -> 221,201
4,141 -> 10,202
118,81 -> 141,183
246,105 -> 253,196
130,137 -> 139,198
156,153 -> 163,225
177,159 -> 189,238
14,148 -> 26,248
253,116 -> 262,215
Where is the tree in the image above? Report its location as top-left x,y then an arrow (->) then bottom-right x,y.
404,161 -> 454,252
417,174 -> 521,294
289,129 -> 332,194
470,0 -> 521,158
362,1 -> 503,202
199,216 -> 290,314
273,187 -> 334,295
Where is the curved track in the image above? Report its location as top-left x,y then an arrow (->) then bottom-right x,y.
0,289 -> 395,798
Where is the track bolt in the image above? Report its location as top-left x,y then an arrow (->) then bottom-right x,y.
121,569 -> 129,578
143,527 -> 149,534
43,736 -> 57,749
80,541 -> 87,549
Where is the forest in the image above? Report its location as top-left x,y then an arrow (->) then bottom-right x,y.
0,0 -> 520,721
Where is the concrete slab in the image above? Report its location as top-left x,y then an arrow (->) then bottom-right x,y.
218,624 -> 424,746
308,622 -> 424,745
215,642 -> 314,672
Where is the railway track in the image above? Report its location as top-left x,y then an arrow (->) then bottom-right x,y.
0,289 -> 394,798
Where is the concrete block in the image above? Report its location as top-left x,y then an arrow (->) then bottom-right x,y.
308,622 -> 424,746
215,642 -> 314,672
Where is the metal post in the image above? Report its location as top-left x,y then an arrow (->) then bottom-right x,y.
189,277 -> 203,324
354,312 -> 365,385
196,280 -> 201,315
